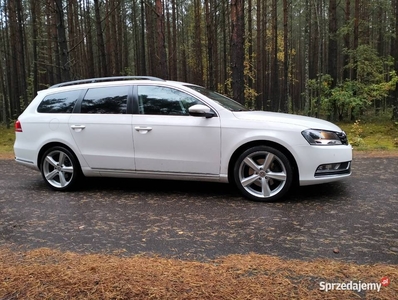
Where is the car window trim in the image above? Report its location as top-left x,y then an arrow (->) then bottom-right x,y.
72,89 -> 88,114
132,84 -> 219,117
73,86 -> 134,114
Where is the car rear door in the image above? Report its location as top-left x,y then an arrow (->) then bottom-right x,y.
69,85 -> 135,170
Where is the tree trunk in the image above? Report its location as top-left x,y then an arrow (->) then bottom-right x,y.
140,0 -> 147,75
343,0 -> 351,80
0,12 -> 10,126
282,0 -> 289,113
247,0 -> 253,105
271,0 -> 279,111
94,0 -> 108,77
353,0 -> 360,81
171,0 -> 178,80
54,0 -> 71,82
16,0 -> 28,105
263,2 -> 268,110
375,5 -> 384,116
220,0 -> 228,94
145,2 -> 155,76
392,0 -> 398,121
328,0 -> 338,120
7,0 -> 21,117
193,0 -> 204,85
255,0 -> 263,109
205,0 -> 215,90
110,1 -> 119,75
105,1 -> 113,75
315,0 -> 324,117
155,0 -> 168,79
30,0 -> 38,95
84,0 -> 95,78
230,0 -> 245,104
67,0 -> 75,78
303,0 -> 310,114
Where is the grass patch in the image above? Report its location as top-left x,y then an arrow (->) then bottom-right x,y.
337,119 -> 398,152
0,125 -> 15,155
0,248 -> 396,299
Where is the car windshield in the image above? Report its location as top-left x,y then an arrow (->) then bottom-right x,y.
185,85 -> 248,111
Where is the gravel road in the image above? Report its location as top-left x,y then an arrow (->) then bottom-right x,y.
0,157 -> 397,264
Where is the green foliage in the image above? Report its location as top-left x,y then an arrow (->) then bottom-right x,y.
349,120 -> 365,147
339,115 -> 398,151
325,80 -> 367,120
346,46 -> 384,81
344,46 -> 397,114
310,45 -> 398,121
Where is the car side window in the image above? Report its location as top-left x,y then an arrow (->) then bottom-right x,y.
137,86 -> 202,115
81,86 -> 128,114
37,90 -> 80,113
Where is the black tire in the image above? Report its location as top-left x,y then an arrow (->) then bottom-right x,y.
233,146 -> 293,202
40,146 -> 81,191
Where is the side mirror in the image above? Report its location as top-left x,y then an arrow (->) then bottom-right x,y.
188,104 -> 215,118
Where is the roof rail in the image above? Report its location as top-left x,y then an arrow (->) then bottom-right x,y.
49,76 -> 164,89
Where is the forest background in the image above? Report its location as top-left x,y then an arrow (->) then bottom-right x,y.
1,2 -> 398,297
1,0 -> 398,128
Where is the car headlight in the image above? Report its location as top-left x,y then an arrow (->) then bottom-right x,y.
301,129 -> 344,145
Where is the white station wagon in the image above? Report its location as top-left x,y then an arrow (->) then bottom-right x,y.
14,76 -> 352,202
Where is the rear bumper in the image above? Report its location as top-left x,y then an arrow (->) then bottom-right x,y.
15,157 -> 39,171
14,140 -> 40,171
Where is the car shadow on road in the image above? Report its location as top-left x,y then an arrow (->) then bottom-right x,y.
78,176 -> 349,204
285,181 -> 350,203
82,176 -> 239,196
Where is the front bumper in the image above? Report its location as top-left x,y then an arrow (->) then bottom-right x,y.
295,145 -> 353,186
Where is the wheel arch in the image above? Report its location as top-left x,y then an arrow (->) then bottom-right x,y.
38,142 -> 81,171
227,140 -> 299,186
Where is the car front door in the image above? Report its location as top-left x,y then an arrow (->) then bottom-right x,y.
69,85 -> 135,170
133,85 -> 221,175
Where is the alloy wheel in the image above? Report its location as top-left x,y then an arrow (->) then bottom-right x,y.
234,146 -> 292,201
42,149 -> 75,189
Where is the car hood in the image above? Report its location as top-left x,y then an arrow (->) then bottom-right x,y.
232,111 -> 342,132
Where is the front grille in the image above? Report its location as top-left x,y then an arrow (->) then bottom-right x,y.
337,131 -> 348,145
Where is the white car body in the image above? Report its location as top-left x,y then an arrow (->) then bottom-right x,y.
14,77 -> 352,201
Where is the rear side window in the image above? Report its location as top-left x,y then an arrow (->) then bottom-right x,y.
81,86 -> 128,114
37,90 -> 80,113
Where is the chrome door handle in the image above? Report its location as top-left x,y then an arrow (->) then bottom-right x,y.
135,126 -> 152,132
71,125 -> 86,131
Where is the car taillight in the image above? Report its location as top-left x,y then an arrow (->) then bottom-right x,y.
15,120 -> 23,132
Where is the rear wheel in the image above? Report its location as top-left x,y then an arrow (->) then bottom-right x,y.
40,146 -> 80,191
234,146 -> 293,202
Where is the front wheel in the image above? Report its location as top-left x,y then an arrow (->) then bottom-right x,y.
40,146 -> 80,191
234,146 -> 293,202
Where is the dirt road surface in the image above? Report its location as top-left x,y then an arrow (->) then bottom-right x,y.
0,156 -> 397,265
